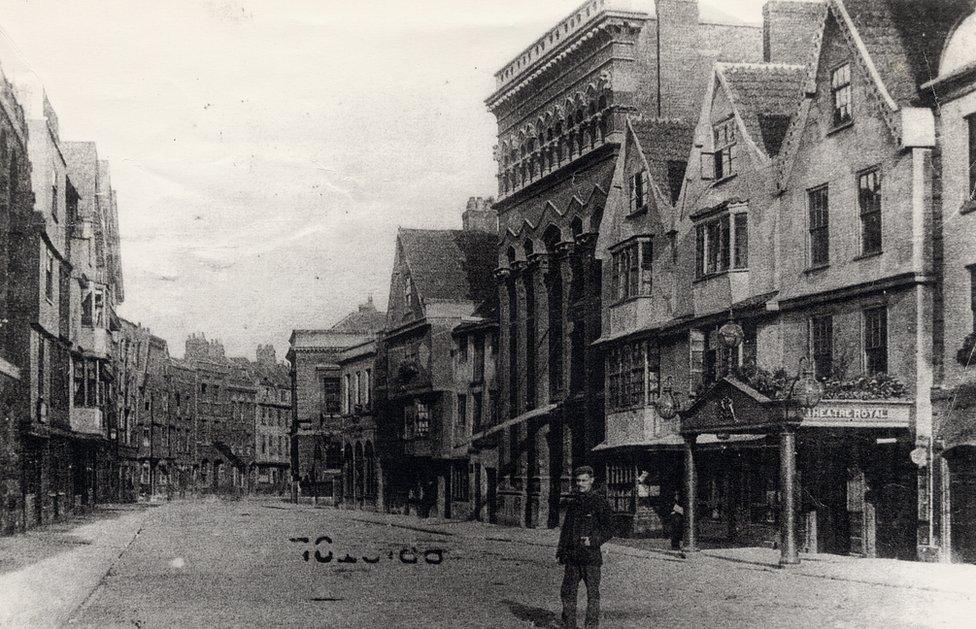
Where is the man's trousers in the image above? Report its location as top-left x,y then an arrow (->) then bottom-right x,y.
560,562 -> 601,628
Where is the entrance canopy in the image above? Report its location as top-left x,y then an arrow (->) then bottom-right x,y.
681,376 -> 792,435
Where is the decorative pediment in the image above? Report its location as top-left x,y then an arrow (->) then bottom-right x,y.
681,376 -> 792,435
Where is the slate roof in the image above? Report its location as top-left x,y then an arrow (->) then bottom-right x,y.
330,301 -> 386,334
836,0 -> 971,106
398,228 -> 498,311
716,63 -> 807,157
630,118 -> 694,198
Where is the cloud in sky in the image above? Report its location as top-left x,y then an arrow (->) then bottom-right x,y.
0,0 -> 767,359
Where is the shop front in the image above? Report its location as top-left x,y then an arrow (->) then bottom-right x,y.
679,375 -> 917,563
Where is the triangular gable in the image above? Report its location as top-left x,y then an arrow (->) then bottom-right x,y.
681,375 -> 791,434
503,164 -> 614,240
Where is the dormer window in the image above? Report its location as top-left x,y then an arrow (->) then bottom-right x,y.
831,63 -> 852,127
629,170 -> 649,214
702,118 -> 736,181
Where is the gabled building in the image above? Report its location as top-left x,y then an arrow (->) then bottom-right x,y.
374,207 -> 496,519
597,0 -> 975,562
486,0 -> 762,530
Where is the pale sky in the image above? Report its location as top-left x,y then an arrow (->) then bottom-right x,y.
0,0 -> 767,360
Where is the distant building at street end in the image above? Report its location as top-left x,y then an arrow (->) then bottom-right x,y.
288,297 -> 385,501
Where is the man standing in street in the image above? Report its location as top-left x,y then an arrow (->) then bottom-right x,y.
557,466 -> 614,629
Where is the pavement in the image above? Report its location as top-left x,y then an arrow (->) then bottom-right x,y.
1,497 -> 975,628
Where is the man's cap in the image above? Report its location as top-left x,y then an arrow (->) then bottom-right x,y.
573,465 -> 594,477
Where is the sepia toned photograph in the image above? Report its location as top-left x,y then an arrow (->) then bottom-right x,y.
0,0 -> 975,626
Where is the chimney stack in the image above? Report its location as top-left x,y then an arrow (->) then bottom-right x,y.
462,195 -> 498,233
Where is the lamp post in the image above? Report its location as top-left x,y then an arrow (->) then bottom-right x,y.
779,357 -> 823,566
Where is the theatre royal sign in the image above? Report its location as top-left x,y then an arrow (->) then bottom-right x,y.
800,400 -> 913,429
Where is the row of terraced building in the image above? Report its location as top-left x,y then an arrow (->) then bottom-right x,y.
291,0 -> 976,565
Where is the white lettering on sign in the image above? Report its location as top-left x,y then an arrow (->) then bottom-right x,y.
801,402 -> 912,428
805,407 -> 889,420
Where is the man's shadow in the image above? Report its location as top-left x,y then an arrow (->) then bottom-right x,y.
502,600 -> 560,629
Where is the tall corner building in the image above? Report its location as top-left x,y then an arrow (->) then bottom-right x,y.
484,0 -> 762,528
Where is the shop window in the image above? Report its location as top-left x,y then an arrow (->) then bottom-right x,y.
629,169 -> 649,213
611,238 -> 653,300
810,315 -> 834,380
858,168 -> 882,254
863,306 -> 888,374
451,462 -> 470,501
808,185 -> 830,266
831,63 -> 852,127
415,401 -> 430,437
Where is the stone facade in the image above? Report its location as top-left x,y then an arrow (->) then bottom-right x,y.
486,0 -> 762,530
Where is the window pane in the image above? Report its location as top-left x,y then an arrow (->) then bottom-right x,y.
811,315 -> 833,379
734,214 -> 748,268
640,240 -> 653,294
859,169 -> 882,253
864,307 -> 888,374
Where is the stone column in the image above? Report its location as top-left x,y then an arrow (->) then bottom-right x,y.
375,457 -> 385,512
513,263 -> 528,415
535,422 -> 552,528
529,253 -> 550,407
779,427 -> 799,565
684,435 -> 699,552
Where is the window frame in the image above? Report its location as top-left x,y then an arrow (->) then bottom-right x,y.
858,167 -> 882,255
968,114 -> 976,201
629,169 -> 650,214
610,236 -> 653,302
863,306 -> 888,375
711,116 -> 737,180
830,63 -> 853,127
694,210 -> 748,279
809,314 -> 834,380
808,185 -> 830,267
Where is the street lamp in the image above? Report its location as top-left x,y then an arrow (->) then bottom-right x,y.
789,356 -> 824,410
654,376 -> 682,420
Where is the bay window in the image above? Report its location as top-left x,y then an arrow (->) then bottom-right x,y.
611,237 -> 653,301
607,339 -> 660,411
694,210 -> 748,278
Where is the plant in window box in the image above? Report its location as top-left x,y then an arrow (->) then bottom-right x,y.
819,372 -> 908,400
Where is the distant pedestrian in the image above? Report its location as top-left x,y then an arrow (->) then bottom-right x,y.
669,493 -> 685,551
557,466 -> 613,629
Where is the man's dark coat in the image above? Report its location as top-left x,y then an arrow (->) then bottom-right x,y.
557,490 -> 614,566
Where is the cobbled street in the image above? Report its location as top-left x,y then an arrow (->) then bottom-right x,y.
2,499 -> 976,628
